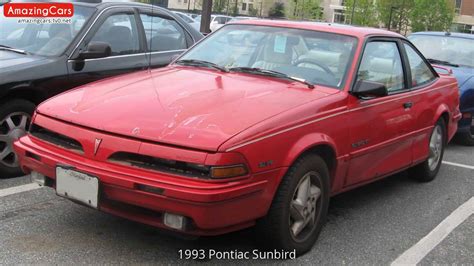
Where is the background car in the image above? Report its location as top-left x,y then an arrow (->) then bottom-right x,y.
229,16 -> 259,22
195,14 -> 232,31
409,32 -> 474,145
0,1 -> 203,177
172,11 -> 201,31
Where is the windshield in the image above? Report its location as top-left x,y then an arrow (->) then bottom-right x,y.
409,35 -> 474,68
178,24 -> 357,89
0,5 -> 95,56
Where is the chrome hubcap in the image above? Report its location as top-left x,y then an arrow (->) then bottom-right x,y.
428,125 -> 443,171
289,171 -> 321,240
0,112 -> 30,168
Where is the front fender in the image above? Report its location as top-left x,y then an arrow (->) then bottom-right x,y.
282,133 -> 338,167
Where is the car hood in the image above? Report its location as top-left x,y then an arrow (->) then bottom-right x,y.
0,50 -> 47,72
37,66 -> 334,151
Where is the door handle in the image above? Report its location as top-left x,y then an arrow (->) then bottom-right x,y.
403,102 -> 413,109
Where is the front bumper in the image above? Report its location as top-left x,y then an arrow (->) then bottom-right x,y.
14,136 -> 287,236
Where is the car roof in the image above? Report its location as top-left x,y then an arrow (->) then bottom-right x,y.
232,20 -> 404,39
70,0 -> 156,10
410,31 -> 474,40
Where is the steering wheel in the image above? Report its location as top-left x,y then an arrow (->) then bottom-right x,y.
293,58 -> 336,77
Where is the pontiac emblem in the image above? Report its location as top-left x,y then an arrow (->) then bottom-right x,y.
94,138 -> 102,156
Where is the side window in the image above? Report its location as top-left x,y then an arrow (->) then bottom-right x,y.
216,17 -> 226,24
140,14 -> 187,52
90,13 -> 140,56
403,43 -> 436,87
357,41 -> 405,93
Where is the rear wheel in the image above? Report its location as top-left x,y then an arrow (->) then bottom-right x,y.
409,118 -> 446,182
0,99 -> 35,178
256,154 -> 330,256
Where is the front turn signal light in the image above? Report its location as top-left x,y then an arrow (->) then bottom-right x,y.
210,164 -> 248,179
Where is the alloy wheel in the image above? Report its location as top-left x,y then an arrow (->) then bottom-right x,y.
428,124 -> 443,171
289,171 -> 321,242
0,112 -> 30,168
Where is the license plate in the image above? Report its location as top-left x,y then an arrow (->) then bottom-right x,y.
56,167 -> 99,209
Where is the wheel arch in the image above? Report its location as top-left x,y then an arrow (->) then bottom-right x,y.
0,86 -> 47,106
434,104 -> 451,141
282,133 -> 338,186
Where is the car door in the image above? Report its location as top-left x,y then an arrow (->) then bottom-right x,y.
345,39 -> 415,187
66,7 -> 148,89
400,41 -> 439,164
138,9 -> 190,68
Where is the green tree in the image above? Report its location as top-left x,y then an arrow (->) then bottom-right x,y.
288,0 -> 321,20
410,0 -> 454,32
269,2 -> 285,18
345,0 -> 379,27
213,0 -> 227,13
249,6 -> 259,17
376,0 -> 414,33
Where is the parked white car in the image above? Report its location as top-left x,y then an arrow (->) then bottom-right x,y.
195,14 -> 233,31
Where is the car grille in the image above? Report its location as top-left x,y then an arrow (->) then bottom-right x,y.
29,124 -> 84,154
108,152 -> 210,178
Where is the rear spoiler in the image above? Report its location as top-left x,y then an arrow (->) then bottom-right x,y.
431,65 -> 453,76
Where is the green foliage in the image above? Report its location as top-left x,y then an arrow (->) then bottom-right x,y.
376,0 -> 414,33
345,0 -> 378,27
410,0 -> 454,32
213,0 -> 226,13
269,2 -> 285,18
231,1 -> 240,16
287,0 -> 321,20
249,6 -> 259,17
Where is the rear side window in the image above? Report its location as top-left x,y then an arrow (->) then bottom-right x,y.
403,43 -> 436,87
140,14 -> 187,52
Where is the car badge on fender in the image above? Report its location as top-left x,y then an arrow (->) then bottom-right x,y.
94,138 -> 102,156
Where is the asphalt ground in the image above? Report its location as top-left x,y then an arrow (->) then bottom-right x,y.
0,143 -> 472,265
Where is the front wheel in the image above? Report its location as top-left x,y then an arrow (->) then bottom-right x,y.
409,118 -> 446,182
256,154 -> 330,256
0,99 -> 35,178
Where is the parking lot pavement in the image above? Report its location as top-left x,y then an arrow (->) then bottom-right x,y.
0,145 -> 472,265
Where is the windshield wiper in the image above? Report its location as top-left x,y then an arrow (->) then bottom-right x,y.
0,45 -> 27,55
426,58 -> 459,68
229,67 -> 314,89
175,59 -> 229,73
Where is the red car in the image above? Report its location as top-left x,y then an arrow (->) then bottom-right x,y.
14,21 -> 461,255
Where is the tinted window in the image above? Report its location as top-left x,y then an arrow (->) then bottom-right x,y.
90,13 -> 140,56
357,42 -> 405,92
140,14 -> 187,52
403,43 -> 436,87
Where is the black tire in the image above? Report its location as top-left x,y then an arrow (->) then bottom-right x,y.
0,99 -> 36,178
456,131 -> 474,146
256,154 -> 330,256
409,118 -> 446,182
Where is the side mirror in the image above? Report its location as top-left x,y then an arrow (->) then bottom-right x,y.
352,80 -> 388,98
78,42 -> 111,60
